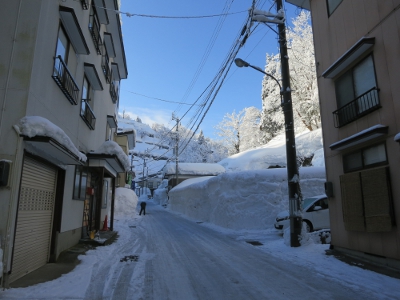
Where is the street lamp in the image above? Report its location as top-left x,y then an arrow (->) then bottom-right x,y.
235,57 -> 303,247
234,58 -> 282,95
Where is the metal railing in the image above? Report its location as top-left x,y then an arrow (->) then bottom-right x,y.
109,81 -> 118,103
89,18 -> 102,55
52,56 -> 79,105
81,0 -> 89,9
101,52 -> 111,83
333,87 -> 380,128
80,99 -> 96,130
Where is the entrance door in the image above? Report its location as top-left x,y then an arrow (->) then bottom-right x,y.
10,157 -> 57,282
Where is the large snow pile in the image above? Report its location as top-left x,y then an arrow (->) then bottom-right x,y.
114,187 -> 138,215
153,179 -> 169,206
163,162 -> 225,176
219,129 -> 323,171
168,167 -> 326,230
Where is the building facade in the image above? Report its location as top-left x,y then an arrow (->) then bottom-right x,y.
0,0 -> 128,286
287,0 -> 400,267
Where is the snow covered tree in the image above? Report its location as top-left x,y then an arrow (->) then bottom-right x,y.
214,110 -> 243,155
239,107 -> 263,152
215,107 -> 263,154
136,116 -> 142,123
260,11 -> 320,142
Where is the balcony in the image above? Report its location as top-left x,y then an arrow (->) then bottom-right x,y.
81,0 -> 89,9
101,51 -> 111,83
52,56 -> 79,105
333,87 -> 380,128
81,99 -> 96,130
89,19 -> 102,55
109,81 -> 118,104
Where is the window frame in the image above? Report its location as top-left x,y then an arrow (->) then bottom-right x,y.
73,165 -> 88,200
343,142 -> 388,173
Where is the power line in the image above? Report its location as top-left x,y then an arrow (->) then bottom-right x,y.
123,90 -> 203,106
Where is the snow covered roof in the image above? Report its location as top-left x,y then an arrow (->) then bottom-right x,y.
90,140 -> 131,171
163,163 -> 226,176
17,116 -> 87,162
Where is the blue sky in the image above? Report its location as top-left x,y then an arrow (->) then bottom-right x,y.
118,1 -> 302,139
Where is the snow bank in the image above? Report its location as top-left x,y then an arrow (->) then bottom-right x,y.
153,179 -> 169,206
168,167 -> 326,230
163,163 -> 225,176
114,187 -> 138,215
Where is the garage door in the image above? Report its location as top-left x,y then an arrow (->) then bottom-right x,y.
10,156 -> 57,282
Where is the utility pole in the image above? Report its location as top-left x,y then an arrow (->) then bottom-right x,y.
276,0 -> 302,247
172,113 -> 180,187
249,0 -> 303,246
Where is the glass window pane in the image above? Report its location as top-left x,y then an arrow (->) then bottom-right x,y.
80,169 -> 88,200
73,166 -> 81,199
335,70 -> 354,107
56,27 -> 68,60
353,56 -> 376,97
364,144 -> 386,166
343,152 -> 363,172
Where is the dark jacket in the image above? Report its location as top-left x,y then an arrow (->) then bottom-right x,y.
140,201 -> 146,208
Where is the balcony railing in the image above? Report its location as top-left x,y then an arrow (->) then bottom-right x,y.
101,52 -> 111,83
109,81 -> 118,104
81,99 -> 96,130
333,87 -> 380,128
81,0 -> 89,9
52,56 -> 79,105
89,19 -> 102,55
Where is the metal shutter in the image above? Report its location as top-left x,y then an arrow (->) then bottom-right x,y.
10,157 -> 57,282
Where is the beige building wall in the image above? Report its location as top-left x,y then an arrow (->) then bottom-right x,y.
309,0 -> 400,261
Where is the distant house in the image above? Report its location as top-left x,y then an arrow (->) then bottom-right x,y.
163,163 -> 226,188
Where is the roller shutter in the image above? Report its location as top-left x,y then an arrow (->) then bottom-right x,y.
10,157 -> 57,282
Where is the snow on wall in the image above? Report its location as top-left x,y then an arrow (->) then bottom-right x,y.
17,116 -> 87,162
168,167 -> 326,230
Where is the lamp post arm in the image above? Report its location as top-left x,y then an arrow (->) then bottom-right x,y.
248,64 -> 282,95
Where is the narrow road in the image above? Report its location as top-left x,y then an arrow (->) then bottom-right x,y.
82,201 -> 379,300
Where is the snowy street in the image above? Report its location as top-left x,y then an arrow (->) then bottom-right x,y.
2,199 -> 400,299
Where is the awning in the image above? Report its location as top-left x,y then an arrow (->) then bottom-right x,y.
87,153 -> 125,177
111,63 -> 121,81
103,33 -> 116,58
59,6 -> 90,55
285,0 -> 310,10
93,0 -> 109,24
329,125 -> 388,151
107,115 -> 117,128
84,63 -> 103,90
322,37 -> 375,79
23,136 -> 85,167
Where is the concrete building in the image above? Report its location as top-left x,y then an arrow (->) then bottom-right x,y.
0,0 -> 128,286
287,0 -> 400,267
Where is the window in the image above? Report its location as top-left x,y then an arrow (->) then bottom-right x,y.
73,166 -> 88,200
89,5 -> 102,55
327,0 -> 343,16
80,76 -> 96,129
343,143 -> 387,173
333,55 -> 380,127
52,25 -> 79,104
102,180 -> 108,208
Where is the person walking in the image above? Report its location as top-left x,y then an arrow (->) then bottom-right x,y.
139,201 -> 146,215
